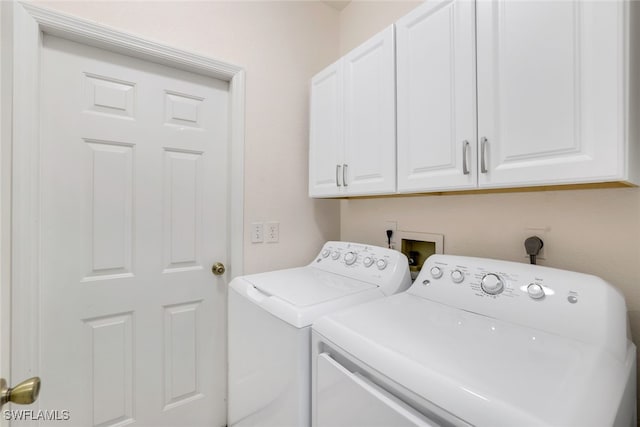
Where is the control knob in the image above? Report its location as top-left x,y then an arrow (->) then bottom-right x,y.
344,252 -> 357,265
527,283 -> 545,300
331,251 -> 341,260
321,249 -> 331,258
451,269 -> 464,283
363,257 -> 375,268
481,273 -> 504,295
430,266 -> 443,279
376,259 -> 388,270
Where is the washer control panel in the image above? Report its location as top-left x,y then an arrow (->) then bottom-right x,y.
409,254 -> 628,357
414,256 -> 561,302
316,242 -> 395,271
313,241 -> 411,295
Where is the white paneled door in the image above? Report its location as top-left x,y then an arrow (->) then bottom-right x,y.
38,35 -> 228,426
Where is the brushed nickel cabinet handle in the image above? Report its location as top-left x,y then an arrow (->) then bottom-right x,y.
343,164 -> 348,187
480,137 -> 488,173
336,164 -> 342,187
462,140 -> 470,175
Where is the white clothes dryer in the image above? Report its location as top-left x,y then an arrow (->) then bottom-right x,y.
228,241 -> 411,427
312,254 -> 636,427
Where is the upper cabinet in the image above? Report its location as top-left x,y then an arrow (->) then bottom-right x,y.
310,0 -> 639,198
396,0 -> 477,193
397,0 -> 638,193
476,0 -> 636,188
309,25 -> 396,198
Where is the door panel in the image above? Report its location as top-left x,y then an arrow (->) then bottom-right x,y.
309,61 -> 344,197
39,35 -> 228,426
477,0 -> 624,187
396,0 -> 477,192
343,25 -> 396,196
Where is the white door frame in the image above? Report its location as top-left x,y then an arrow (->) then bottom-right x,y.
2,0 -> 245,395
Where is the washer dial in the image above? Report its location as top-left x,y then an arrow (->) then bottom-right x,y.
321,249 -> 331,258
344,252 -> 357,265
363,257 -> 375,268
451,269 -> 464,283
527,283 -> 545,299
430,266 -> 443,279
331,251 -> 341,260
376,259 -> 388,270
481,273 -> 504,295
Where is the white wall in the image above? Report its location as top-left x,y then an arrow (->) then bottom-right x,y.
341,187 -> 640,307
35,0 -> 342,274
338,1 -> 421,53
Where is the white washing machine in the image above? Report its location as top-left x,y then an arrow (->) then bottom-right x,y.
228,241 -> 411,427
312,254 -> 637,427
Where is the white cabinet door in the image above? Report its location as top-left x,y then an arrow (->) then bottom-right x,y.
397,0 -> 477,193
343,25 -> 397,196
477,0 -> 625,188
309,60 -> 344,197
309,26 -> 396,198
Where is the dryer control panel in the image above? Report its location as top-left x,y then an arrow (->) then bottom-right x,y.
410,254 -> 628,362
312,241 -> 411,296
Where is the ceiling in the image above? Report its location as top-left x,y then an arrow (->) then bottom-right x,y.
322,1 -> 352,11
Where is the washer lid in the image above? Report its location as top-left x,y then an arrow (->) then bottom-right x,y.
231,267 -> 383,328
243,267 -> 377,307
313,293 -> 634,427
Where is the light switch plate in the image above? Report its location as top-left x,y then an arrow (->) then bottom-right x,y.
251,222 -> 264,243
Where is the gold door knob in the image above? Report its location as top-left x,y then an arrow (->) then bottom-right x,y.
211,262 -> 226,276
0,377 -> 41,408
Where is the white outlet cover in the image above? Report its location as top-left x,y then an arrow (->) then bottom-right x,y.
265,222 -> 279,243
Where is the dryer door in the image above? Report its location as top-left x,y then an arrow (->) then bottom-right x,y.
316,353 -> 436,427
